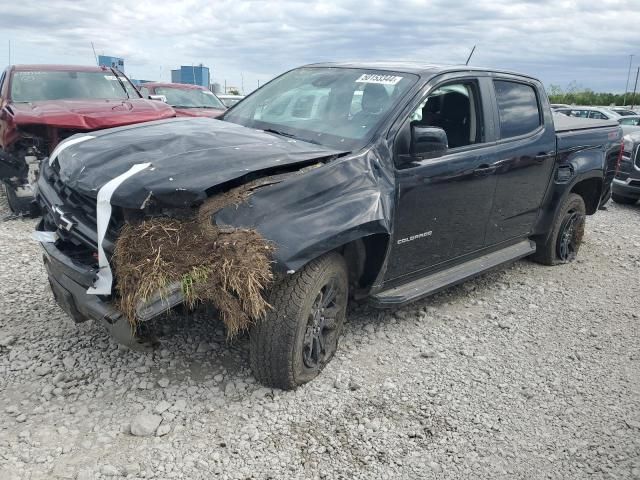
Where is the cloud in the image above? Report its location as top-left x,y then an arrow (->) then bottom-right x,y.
0,0 -> 637,92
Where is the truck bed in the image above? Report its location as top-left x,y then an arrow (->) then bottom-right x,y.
553,112 -> 618,132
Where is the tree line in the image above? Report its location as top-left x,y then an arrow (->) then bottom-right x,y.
547,81 -> 640,106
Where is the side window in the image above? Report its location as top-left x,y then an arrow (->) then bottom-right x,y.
139,87 -> 149,98
0,71 -> 5,97
493,80 -> 541,138
588,111 -> 607,120
409,82 -> 483,149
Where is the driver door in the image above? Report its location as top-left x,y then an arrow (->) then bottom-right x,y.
384,77 -> 498,282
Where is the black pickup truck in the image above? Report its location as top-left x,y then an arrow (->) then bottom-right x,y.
35,63 -> 621,389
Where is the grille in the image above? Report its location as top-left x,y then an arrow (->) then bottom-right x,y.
41,164 -> 121,255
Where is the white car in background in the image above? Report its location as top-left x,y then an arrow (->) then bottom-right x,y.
554,106 -> 626,120
217,94 -> 245,107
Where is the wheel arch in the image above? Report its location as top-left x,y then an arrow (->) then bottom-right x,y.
570,176 -> 603,214
339,233 -> 390,295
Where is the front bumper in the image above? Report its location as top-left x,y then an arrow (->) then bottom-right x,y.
40,226 -> 119,324
612,178 -> 640,199
38,221 -> 164,351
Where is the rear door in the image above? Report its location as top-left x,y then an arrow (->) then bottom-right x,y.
484,76 -> 557,245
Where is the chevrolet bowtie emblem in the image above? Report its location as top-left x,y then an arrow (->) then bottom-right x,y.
52,205 -> 74,232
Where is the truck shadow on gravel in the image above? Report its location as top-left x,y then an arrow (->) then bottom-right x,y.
113,263 -> 518,398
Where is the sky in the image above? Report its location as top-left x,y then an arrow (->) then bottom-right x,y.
0,0 -> 638,94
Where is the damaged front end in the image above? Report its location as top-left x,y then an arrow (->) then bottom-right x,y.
37,163 -> 279,348
36,117 -> 393,350
1,124 -> 86,216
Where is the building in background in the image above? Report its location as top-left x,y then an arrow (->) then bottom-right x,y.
211,82 -> 222,94
98,55 -> 125,72
170,64 -> 210,87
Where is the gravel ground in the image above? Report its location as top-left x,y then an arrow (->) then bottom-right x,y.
0,196 -> 639,480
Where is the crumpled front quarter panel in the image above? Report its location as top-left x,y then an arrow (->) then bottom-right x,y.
215,148 -> 395,272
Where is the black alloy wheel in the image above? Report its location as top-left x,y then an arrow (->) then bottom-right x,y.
556,208 -> 584,262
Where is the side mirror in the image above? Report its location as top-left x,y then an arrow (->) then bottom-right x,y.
149,94 -> 167,103
411,125 -> 448,159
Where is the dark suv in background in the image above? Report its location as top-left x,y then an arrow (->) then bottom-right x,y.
613,131 -> 640,205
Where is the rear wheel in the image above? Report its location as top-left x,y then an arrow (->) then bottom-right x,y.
532,193 -> 586,266
250,252 -> 348,390
611,193 -> 638,205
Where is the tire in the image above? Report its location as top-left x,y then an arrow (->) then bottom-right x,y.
611,193 -> 638,205
2,181 -> 24,215
532,193 -> 586,266
250,252 -> 349,390
1,181 -> 40,217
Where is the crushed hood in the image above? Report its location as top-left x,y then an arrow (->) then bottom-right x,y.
55,117 -> 346,208
9,98 -> 176,130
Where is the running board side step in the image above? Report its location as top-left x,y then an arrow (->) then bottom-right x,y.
371,239 -> 536,307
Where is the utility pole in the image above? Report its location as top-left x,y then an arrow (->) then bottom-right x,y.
632,66 -> 640,110
8,40 -> 11,65
623,54 -> 634,106
257,79 -> 260,89
241,73 -> 244,94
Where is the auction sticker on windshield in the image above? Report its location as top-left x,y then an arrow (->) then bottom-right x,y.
356,74 -> 403,85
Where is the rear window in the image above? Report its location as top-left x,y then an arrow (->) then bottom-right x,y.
494,80 -> 541,138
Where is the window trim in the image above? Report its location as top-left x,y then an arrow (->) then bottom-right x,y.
491,78 -> 544,143
392,76 -> 494,167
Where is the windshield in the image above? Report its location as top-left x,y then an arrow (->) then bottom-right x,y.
155,87 -> 225,109
10,70 -> 138,102
223,67 -> 418,150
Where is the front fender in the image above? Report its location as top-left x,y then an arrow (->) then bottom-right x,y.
215,149 -> 395,273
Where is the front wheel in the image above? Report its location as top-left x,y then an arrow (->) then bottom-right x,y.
1,181 -> 39,216
250,252 -> 349,390
532,193 -> 586,266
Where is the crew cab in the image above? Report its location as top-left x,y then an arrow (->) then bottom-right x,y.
35,63 -> 621,389
140,82 -> 226,118
0,65 -> 176,215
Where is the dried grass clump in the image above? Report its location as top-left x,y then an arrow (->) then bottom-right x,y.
113,183 -> 274,337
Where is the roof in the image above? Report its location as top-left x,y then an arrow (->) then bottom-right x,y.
143,82 -> 208,90
303,61 -> 540,81
11,64 -> 112,73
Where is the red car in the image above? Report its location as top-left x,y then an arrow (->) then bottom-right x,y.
0,64 -> 176,214
140,83 -> 226,118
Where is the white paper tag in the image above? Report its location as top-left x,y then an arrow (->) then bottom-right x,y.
104,75 -> 118,80
355,74 -> 403,85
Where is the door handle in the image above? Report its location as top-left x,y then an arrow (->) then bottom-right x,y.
534,152 -> 553,163
473,164 -> 497,176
